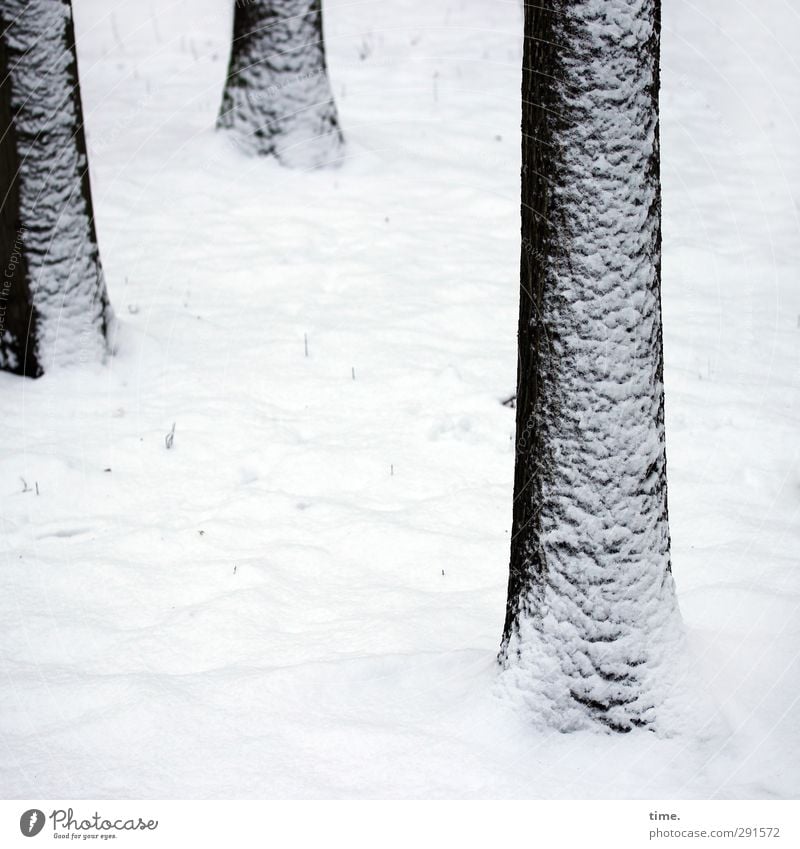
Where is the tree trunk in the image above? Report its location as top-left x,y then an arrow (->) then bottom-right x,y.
1,0 -> 113,374
499,0 -> 682,732
0,19 -> 40,377
217,0 -> 344,168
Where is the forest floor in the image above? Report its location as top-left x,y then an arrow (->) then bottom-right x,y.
1,0 -> 799,798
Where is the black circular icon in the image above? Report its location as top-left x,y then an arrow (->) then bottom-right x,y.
19,809 -> 46,837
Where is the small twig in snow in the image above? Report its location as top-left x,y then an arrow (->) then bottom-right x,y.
110,12 -> 125,54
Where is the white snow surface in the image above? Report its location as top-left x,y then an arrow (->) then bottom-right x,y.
1,0 -> 799,798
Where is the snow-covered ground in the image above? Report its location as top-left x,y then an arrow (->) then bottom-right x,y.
1,0 -> 798,798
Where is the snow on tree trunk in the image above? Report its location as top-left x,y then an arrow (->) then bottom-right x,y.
217,0 -> 344,168
499,0 -> 683,732
1,0 -> 113,372
0,19 -> 40,377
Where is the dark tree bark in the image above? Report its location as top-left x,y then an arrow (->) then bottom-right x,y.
1,0 -> 113,374
218,0 -> 344,168
499,0 -> 682,732
0,19 -> 40,377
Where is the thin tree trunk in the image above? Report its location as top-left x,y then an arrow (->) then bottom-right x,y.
0,18 -> 40,377
218,0 -> 344,168
1,0 -> 113,373
500,0 -> 682,732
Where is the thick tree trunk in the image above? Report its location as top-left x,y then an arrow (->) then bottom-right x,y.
218,0 -> 344,168
0,20 -> 40,377
499,0 -> 682,732
1,0 -> 113,373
